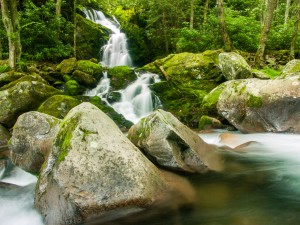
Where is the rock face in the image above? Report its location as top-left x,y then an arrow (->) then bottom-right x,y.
76,14 -> 109,60
0,75 -> 62,127
10,112 -> 61,174
35,103 -> 194,225
219,52 -> 253,80
0,124 -> 10,159
128,109 -> 226,173
280,59 -> 300,78
217,76 -> 300,133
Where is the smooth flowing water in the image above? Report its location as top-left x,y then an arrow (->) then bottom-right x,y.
2,132 -> 300,225
0,166 -> 43,225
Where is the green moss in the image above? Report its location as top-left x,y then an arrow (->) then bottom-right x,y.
65,80 -> 80,96
55,116 -> 79,163
76,60 -> 103,79
248,94 -> 263,108
108,66 -> 136,90
76,14 -> 110,60
38,95 -> 81,119
198,115 -> 213,130
261,67 -> 280,78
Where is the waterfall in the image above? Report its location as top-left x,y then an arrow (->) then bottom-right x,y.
84,8 -> 161,123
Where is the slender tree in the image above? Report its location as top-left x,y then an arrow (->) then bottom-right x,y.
56,0 -> 62,19
190,0 -> 194,30
216,0 -> 233,51
0,0 -> 21,68
290,0 -> 300,58
284,0 -> 291,28
203,0 -> 209,27
255,0 -> 276,67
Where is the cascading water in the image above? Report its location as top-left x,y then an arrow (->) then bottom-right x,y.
84,8 -> 161,123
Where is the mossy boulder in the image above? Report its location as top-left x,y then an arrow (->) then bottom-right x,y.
219,52 -> 253,80
142,51 -> 224,128
38,95 -> 81,119
76,14 -> 110,60
108,66 -> 136,90
65,80 -> 80,96
72,70 -> 97,87
217,76 -> 300,133
75,60 -> 103,80
0,75 -> 62,127
57,57 -> 77,74
35,103 -> 195,225
106,91 -> 122,104
198,115 -> 224,130
142,52 -> 222,82
0,71 -> 25,87
280,59 -> 300,78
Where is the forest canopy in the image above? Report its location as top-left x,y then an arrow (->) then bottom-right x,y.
0,0 -> 299,67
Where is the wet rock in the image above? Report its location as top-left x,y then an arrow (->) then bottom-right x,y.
0,75 -> 62,127
219,52 -> 253,80
10,112 -> 61,174
128,109 -> 226,173
217,76 -> 300,133
35,103 -> 195,225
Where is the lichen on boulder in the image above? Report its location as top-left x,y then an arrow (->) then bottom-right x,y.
218,52 -> 253,80
35,103 -> 195,225
217,76 -> 300,133
280,59 -> 300,78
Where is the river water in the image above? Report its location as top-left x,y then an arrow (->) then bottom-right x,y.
1,131 -> 300,225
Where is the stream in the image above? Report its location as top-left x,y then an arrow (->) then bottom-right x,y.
1,131 -> 300,225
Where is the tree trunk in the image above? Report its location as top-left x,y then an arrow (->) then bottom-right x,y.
284,0 -> 291,28
216,0 -> 232,51
190,0 -> 194,30
162,11 -> 169,54
0,0 -> 21,68
203,0 -> 209,27
56,0 -> 62,18
290,0 -> 300,59
73,0 -> 77,58
255,0 -> 276,67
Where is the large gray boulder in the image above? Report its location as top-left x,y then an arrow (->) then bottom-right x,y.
9,112 -> 61,174
35,103 -> 195,225
128,109 -> 226,173
217,76 -> 300,133
0,75 -> 62,127
280,59 -> 300,78
219,52 -> 253,80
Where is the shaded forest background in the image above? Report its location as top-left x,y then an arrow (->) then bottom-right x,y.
0,0 -> 299,68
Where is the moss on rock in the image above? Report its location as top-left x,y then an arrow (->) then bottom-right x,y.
65,80 -> 80,96
108,66 -> 136,90
38,95 -> 81,119
76,14 -> 110,60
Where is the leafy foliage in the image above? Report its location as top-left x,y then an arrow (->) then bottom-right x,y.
20,0 -> 73,62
